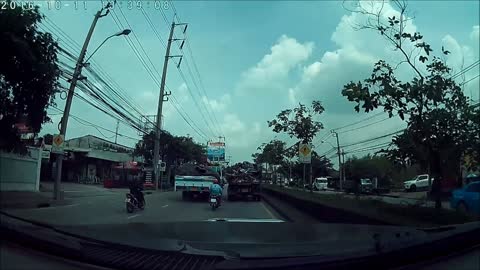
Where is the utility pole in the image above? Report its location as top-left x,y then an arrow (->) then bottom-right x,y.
332,131 -> 343,191
53,4 -> 112,200
341,149 -> 346,183
153,21 -> 187,191
114,120 -> 119,144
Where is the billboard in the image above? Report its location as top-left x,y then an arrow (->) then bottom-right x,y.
207,141 -> 225,163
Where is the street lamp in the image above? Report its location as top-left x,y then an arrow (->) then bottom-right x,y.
84,29 -> 131,63
321,140 -> 336,149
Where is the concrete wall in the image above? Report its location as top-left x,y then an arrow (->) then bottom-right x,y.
0,147 -> 41,191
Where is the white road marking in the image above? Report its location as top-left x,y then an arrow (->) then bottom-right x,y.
127,214 -> 140,219
162,205 -> 169,208
260,202 -> 277,219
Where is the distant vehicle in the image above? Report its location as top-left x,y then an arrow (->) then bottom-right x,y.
226,170 -> 261,201
175,175 -> 217,200
404,174 -> 432,192
313,177 -> 328,191
344,178 -> 373,194
450,181 -> 480,216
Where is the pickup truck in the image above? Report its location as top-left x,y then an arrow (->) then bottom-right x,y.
174,175 -> 217,200
404,174 -> 432,192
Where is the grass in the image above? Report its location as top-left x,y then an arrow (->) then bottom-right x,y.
264,185 -> 476,227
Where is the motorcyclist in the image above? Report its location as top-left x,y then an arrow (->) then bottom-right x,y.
210,179 -> 223,205
128,178 -> 144,204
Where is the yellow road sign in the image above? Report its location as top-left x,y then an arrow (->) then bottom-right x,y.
52,134 -> 64,154
298,143 -> 312,163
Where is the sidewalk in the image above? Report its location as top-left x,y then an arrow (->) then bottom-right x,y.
0,191 -> 71,209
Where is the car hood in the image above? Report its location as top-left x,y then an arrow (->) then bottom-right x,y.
51,221 -> 480,258
2,213 -> 480,259
404,180 -> 415,184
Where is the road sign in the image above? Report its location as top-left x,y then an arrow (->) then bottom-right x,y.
298,143 -> 312,164
51,134 -> 64,154
159,162 -> 166,172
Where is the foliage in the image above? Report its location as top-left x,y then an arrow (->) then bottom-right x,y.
43,134 -> 54,145
134,131 -> 205,166
252,139 -> 287,165
281,151 -> 333,180
340,0 -> 478,182
268,101 -> 325,144
0,3 -> 60,152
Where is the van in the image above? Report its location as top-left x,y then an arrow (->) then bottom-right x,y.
314,177 -> 328,191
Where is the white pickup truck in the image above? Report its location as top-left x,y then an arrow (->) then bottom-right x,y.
174,175 -> 217,200
404,174 -> 433,192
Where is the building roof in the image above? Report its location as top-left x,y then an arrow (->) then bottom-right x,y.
66,134 -> 134,151
86,149 -> 132,163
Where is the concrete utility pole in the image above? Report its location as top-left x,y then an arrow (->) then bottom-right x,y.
114,120 -> 119,144
332,131 -> 343,190
53,4 -> 113,200
341,149 -> 346,183
153,21 -> 187,191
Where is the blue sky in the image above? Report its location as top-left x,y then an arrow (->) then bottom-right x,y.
38,1 -> 479,165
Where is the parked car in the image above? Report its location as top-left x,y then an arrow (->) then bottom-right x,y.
313,177 -> 328,191
404,174 -> 432,192
450,181 -> 480,216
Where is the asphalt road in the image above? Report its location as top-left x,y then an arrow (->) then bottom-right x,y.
5,184 -> 281,226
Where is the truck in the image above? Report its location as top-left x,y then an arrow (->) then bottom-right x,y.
343,178 -> 374,194
225,169 -> 261,201
403,174 -> 432,192
174,163 -> 220,200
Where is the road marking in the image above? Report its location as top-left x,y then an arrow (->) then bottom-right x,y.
127,214 -> 140,219
261,202 -> 276,219
162,205 -> 169,208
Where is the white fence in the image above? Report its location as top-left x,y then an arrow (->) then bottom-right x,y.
0,147 -> 42,191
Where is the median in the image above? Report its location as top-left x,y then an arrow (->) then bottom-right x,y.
262,185 -> 476,227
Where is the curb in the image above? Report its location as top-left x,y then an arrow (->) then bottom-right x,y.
260,193 -> 293,222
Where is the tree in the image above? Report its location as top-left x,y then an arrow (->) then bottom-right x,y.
268,101 -> 325,144
43,133 -> 54,145
340,1 -> 478,190
268,101 -> 326,191
134,131 -> 205,167
252,140 -> 287,183
0,3 -> 60,152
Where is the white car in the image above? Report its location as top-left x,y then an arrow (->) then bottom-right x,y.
404,174 -> 432,192
313,177 -> 328,191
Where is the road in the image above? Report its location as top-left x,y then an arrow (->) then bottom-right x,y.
5,184 -> 282,225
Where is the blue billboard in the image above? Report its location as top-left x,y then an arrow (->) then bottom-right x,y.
207,142 -> 225,162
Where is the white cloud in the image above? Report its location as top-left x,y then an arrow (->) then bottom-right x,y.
235,35 -> 313,95
201,93 -> 231,112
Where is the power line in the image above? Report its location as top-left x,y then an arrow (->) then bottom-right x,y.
49,106 -> 139,141
338,114 -> 397,134
340,129 -> 404,148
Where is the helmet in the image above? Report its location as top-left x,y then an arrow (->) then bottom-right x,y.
213,179 -> 219,184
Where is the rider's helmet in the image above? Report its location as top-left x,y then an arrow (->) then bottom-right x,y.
213,179 -> 219,184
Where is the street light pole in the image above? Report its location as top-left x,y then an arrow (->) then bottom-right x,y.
54,6 -> 109,200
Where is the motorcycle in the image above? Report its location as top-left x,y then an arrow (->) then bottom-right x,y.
210,195 -> 220,211
125,192 -> 145,213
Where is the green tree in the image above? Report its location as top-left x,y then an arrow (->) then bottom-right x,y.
341,1 -> 478,190
43,133 -> 54,145
268,101 -> 326,191
252,140 -> 287,183
134,131 -> 205,167
268,101 -> 325,144
0,3 -> 60,152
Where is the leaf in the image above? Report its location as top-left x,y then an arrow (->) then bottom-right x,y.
419,56 -> 428,63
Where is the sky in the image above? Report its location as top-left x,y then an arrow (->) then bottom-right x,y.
37,0 -> 480,166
